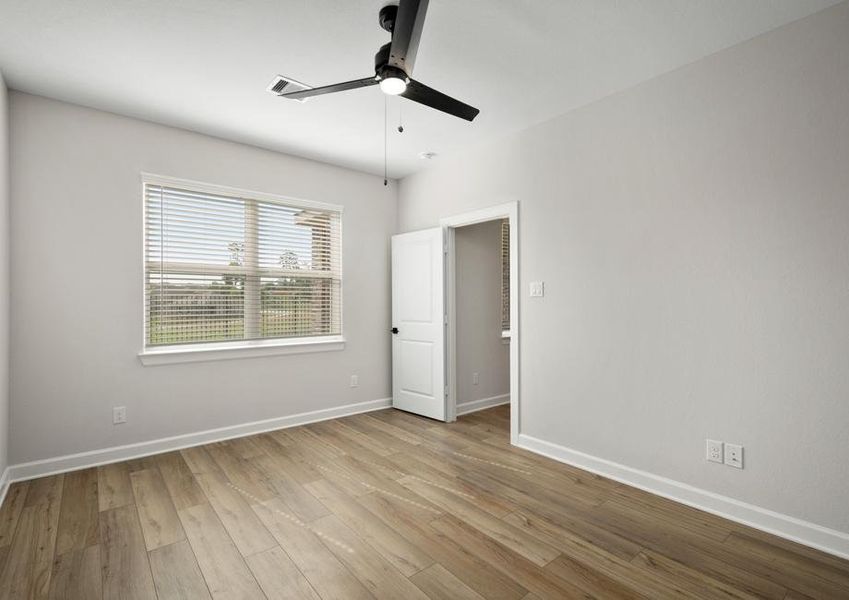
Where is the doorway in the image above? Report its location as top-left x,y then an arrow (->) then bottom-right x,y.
452,220 -> 510,414
390,202 -> 518,443
443,202 -> 519,443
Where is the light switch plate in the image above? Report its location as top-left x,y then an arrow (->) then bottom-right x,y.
529,281 -> 545,297
113,406 -> 127,425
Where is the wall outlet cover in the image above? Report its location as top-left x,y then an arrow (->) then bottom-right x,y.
706,439 -> 723,463
530,281 -> 545,297
725,443 -> 744,469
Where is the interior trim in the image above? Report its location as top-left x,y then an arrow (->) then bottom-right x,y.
440,200 -> 520,443
456,394 -> 510,416
140,172 -> 345,213
138,336 -> 346,366
5,397 -> 391,484
0,467 -> 9,511
517,433 -> 849,561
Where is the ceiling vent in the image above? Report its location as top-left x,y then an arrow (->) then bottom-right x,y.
266,75 -> 312,102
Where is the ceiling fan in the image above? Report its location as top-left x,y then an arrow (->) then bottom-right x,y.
278,0 -> 480,122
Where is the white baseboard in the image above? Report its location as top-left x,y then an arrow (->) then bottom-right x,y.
0,466 -> 10,510
457,394 -> 509,416
517,433 -> 849,561
6,398 -> 392,484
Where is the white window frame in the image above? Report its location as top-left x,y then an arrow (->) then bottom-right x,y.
138,173 -> 345,366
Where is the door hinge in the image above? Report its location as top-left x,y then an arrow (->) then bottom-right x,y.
443,314 -> 448,325
444,385 -> 449,397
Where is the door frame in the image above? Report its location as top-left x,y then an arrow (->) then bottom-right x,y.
440,202 -> 519,444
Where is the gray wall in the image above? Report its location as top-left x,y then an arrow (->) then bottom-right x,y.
9,93 -> 395,465
455,221 -> 509,407
399,3 -> 849,533
0,72 -> 8,477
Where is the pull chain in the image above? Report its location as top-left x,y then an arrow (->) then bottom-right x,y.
398,100 -> 404,133
384,95 -> 388,186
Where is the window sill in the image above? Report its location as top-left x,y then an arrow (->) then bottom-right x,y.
138,336 -> 345,366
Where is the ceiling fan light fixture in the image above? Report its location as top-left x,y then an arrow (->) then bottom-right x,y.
379,75 -> 407,95
275,0 -> 479,121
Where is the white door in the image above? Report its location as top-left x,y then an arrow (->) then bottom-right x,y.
391,228 -> 446,421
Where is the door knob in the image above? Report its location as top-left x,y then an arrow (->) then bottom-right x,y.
391,327 -> 399,334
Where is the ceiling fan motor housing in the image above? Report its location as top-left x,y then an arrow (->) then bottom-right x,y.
374,44 -> 408,81
378,4 -> 397,33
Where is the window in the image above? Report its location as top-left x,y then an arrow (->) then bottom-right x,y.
143,178 -> 342,351
501,218 -> 510,333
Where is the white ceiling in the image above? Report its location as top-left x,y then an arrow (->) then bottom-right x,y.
0,0 -> 840,178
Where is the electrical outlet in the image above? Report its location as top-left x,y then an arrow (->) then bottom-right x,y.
529,281 -> 545,297
706,439 -> 723,463
472,372 -> 480,385
350,375 -> 359,388
113,406 -> 127,425
725,443 -> 744,469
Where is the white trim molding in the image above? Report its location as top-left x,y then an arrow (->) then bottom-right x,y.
6,398 -> 391,483
457,394 -> 510,416
517,433 -> 849,561
441,200 -> 519,444
139,336 -> 345,366
0,467 -> 10,511
440,202 -> 516,228
140,172 -> 344,213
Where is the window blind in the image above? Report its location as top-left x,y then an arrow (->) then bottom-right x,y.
501,218 -> 510,332
144,183 -> 342,347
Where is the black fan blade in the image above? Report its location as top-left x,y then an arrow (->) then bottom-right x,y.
401,79 -> 480,121
388,0 -> 429,75
281,76 -> 377,100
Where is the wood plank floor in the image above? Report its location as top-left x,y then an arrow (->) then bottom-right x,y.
1,405 -> 848,599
